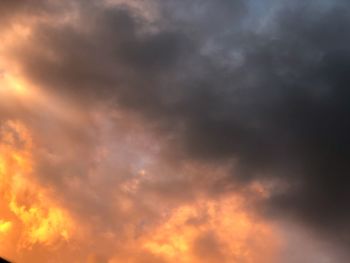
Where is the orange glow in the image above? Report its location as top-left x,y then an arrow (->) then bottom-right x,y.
1,73 -> 30,97
0,121 -> 74,256
141,196 -> 280,263
0,220 -> 12,234
0,120 -> 281,262
0,70 -> 40,108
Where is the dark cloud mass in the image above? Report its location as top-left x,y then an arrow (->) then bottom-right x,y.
5,0 -> 350,249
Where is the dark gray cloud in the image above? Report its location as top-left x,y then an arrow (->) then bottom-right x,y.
6,0 -> 350,249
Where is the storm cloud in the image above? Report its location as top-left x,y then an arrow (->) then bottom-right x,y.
2,0 -> 350,259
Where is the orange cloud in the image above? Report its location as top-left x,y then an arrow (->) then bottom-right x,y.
140,195 -> 279,263
0,121 -> 75,260
0,119 -> 282,263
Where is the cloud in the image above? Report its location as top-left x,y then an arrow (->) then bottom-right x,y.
1,0 -> 350,260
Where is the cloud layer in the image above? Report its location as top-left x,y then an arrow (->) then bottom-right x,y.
1,0 -> 350,261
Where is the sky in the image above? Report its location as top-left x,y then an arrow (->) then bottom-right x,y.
0,0 -> 349,262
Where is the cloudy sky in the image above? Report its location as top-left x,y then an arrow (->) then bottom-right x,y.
0,0 -> 349,262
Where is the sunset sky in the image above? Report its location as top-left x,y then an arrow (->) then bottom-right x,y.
0,1 -> 350,262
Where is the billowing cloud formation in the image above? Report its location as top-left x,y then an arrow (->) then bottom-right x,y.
0,116 -> 281,262
1,0 -> 350,262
